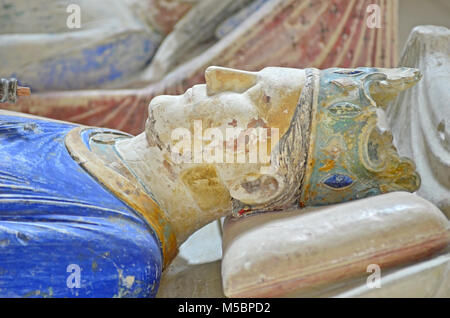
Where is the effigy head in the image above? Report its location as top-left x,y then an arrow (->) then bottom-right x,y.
146,66 -> 421,216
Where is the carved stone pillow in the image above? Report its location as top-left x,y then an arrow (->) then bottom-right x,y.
221,192 -> 450,297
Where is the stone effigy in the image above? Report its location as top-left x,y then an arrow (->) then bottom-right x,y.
0,0 -> 399,135
387,25 -> 450,218
0,65 -> 435,297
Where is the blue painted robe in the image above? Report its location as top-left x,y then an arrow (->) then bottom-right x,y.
0,114 -> 163,297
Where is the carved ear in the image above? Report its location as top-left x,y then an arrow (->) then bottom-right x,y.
205,66 -> 258,96
228,173 -> 285,206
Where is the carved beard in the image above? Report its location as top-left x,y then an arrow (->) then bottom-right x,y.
231,68 -> 319,217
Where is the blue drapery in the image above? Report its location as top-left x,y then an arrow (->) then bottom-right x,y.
0,114 -> 162,297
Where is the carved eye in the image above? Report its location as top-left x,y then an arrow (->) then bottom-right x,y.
323,174 -> 354,189
334,70 -> 364,76
328,102 -> 361,117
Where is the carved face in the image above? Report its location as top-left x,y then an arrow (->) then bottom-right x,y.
147,66 -> 307,206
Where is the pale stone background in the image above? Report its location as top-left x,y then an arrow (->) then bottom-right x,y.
398,0 -> 450,55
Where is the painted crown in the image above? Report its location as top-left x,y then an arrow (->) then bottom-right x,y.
299,67 -> 421,207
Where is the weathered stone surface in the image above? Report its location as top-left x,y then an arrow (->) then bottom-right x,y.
387,25 -> 450,218
221,192 -> 449,297
157,260 -> 224,298
157,221 -> 224,298
336,251 -> 450,298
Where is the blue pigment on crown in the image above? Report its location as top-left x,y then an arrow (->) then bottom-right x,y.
323,174 -> 354,189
